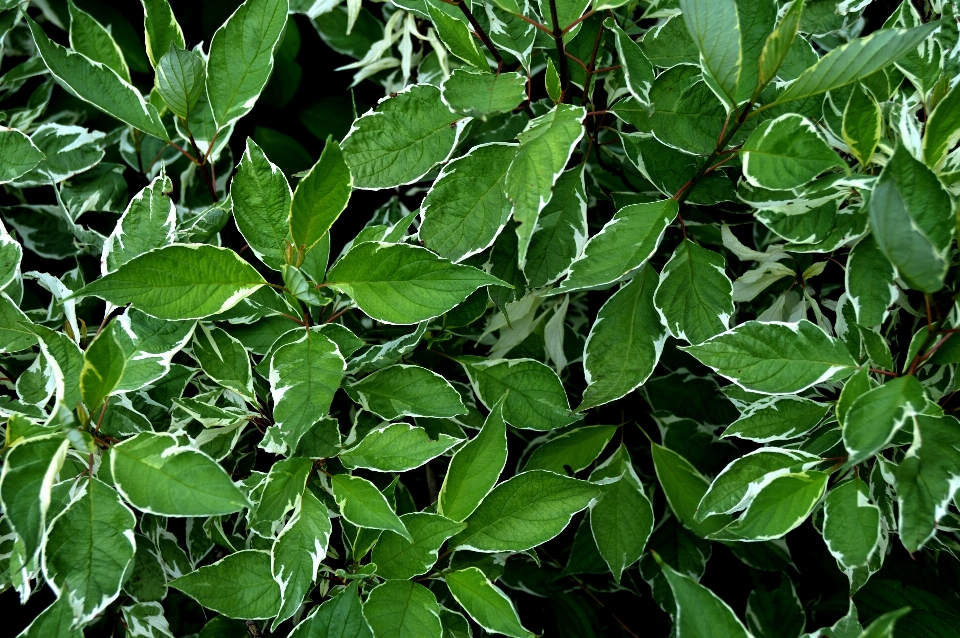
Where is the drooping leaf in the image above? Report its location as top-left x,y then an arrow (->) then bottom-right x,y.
678,0 -> 741,105
271,489 -> 332,628
523,167 -> 588,289
823,478 -> 882,582
444,567 -> 534,638
142,0 -> 185,69
155,45 -> 205,120
590,470 -> 655,583
842,82 -> 881,166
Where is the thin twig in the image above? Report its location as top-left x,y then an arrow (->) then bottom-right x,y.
561,9 -> 595,34
453,0 -> 504,72
513,12 -> 554,36
548,0 -> 570,100
581,19 -> 606,106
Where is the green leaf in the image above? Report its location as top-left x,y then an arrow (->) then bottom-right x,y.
269,329 -> 345,454
0,436 -> 69,561
743,114 -> 846,190
842,376 -> 926,466
545,58 -> 562,103
922,79 -> 960,169
651,442 -> 731,536
439,398 -> 508,522
892,414 -> 960,553
427,3 -> 488,68
678,0 -> 741,105
43,478 -> 136,623
444,567 -> 534,638
231,138 -> 293,271
722,396 -> 830,443
620,133 -> 737,205
249,457 -> 312,537
420,142 -> 516,263
68,0 -> 130,82
326,242 -> 505,324
449,470 -> 598,552
112,308 -> 195,393
823,478 -> 882,580
845,235 -> 896,329
654,240 -> 734,345
341,84 -> 463,189
26,18 -> 167,140
757,0 -> 802,91
505,103 -> 585,263
842,82 -> 881,166
557,200 -> 678,294
523,425 -> 617,474
24,324 -> 82,407
682,320 -> 858,394
111,432 -> 249,516
80,322 -> 126,410
0,292 -> 38,354
289,581 -> 371,638
141,0 -> 185,69
290,138 -> 352,252
460,357 -> 576,431
440,69 -> 526,115
340,423 -> 460,472
102,175 -> 176,274
192,326 -> 254,400
523,167 -> 588,289
716,471 -> 828,541
658,559 -> 751,638
773,23 -> 939,105
272,489 -> 332,628
746,578 -> 806,638
17,595 -> 82,638
858,608 -> 911,638
868,142 -> 954,293
345,365 -> 465,421
362,581 -> 442,638
206,0 -> 288,128
591,470 -> 654,583
606,19 -> 655,105
372,513 -> 465,580
733,0 -> 778,103
0,128 -> 45,184
74,245 -> 267,320
172,550 -> 281,619
155,45 -> 205,120
331,473 -> 411,541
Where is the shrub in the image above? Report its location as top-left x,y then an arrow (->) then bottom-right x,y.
1,0 -> 959,635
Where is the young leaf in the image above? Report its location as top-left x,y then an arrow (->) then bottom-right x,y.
206,0 -> 288,128
110,432 -> 249,516
372,513 -> 465,580
651,442 -> 731,536
171,550 -> 281,619
345,365 -> 466,421
339,423 -> 460,472
444,567 -> 534,638
155,45 -> 205,120
545,58 -> 562,103
440,69 -> 526,115
658,559 -> 751,638
448,470 -> 598,552
80,322 -> 126,411
606,19 -> 655,106
331,474 -> 411,541
231,138 -> 293,271
326,242 -> 505,324
0,128 -> 45,184
362,581 -> 442,638
845,235 -> 896,329
523,425 -> 618,474
756,0 -> 802,91
678,0 -> 741,105
439,397 -> 508,522
142,0 -> 186,68
682,320 -> 858,394
842,376 -> 926,466
823,478 -> 882,581
742,114 -> 846,190
290,138 -> 352,252
842,82 -> 881,166
654,240 -> 734,345
271,489 -> 332,628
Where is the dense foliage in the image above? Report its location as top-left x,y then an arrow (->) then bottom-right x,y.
1,0 -> 959,635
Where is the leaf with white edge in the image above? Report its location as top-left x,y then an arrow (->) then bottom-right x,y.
696,448 -> 820,521
326,242 -> 506,325
113,308 -> 195,393
341,84 -> 464,189
345,365 -> 466,421
449,470 -> 598,552
756,0 -> 802,91
922,79 -> 960,169
682,320 -> 858,395
172,550 -> 281,620
892,414 -> 960,553
440,69 -> 526,115
121,602 -> 174,638
557,199 -> 678,294
842,82 -> 881,166
289,581 -> 371,638
16,595 -> 82,638
606,19 -> 655,106
142,0 -> 185,69
0,293 -> 37,354
155,45 -> 205,120
654,240 -> 734,345
0,436 -> 69,561
0,128 -> 45,184
523,425 -> 618,474
591,470 -> 654,583
26,18 -> 167,140
714,471 -> 828,541
504,103 -> 586,264
192,326 -> 253,400
111,432 -> 249,516
843,376 -> 926,466
445,567 -> 534,638
231,138 -> 293,271
420,143 -> 515,263
272,489 -> 332,628
845,235 -> 896,329
340,423 -> 461,472
42,478 -> 136,623
80,321 -> 126,410
372,513 -> 465,580
75,245 -> 267,320
459,357 -> 576,431
249,457 -> 312,537
678,0 -> 741,106
722,396 -> 830,443
331,473 -> 411,541
439,397 -> 508,522
658,559 -> 752,638
66,0 -> 130,82
23,324 -> 82,407
363,581 -> 442,638
427,3 -> 488,68
267,328 -> 344,454
868,142 -> 954,293
858,608 -> 911,638
523,167 -> 588,289
102,175 -> 176,274
290,138 -> 352,252
823,478 -> 882,582
206,0 -> 288,129
743,114 -> 846,191
652,442 -> 731,537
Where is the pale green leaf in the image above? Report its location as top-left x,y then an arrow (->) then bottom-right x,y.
427,3 -> 487,68
842,82 -> 881,166
654,240 -> 734,345
192,326 -> 254,400
68,0 -> 130,82
743,114 -> 846,190
678,0 -> 741,105
290,139 -> 352,252
362,581 -> 441,638
155,45 -> 204,120
823,478 -> 882,579
80,322 -> 126,410
440,69 -> 526,115
231,138 -> 293,271
172,550 -> 281,619
842,376 -> 926,466
722,396 -> 829,443
606,19 -> 655,105
444,567 -> 534,638
372,513 -> 464,580
340,423 -> 460,472
845,235 -> 896,329
757,0 -> 802,91
141,0 -> 185,69
345,365 -> 465,421
716,471 -> 828,541
249,457 -> 312,537
523,167 -> 587,289
331,473 -> 411,541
